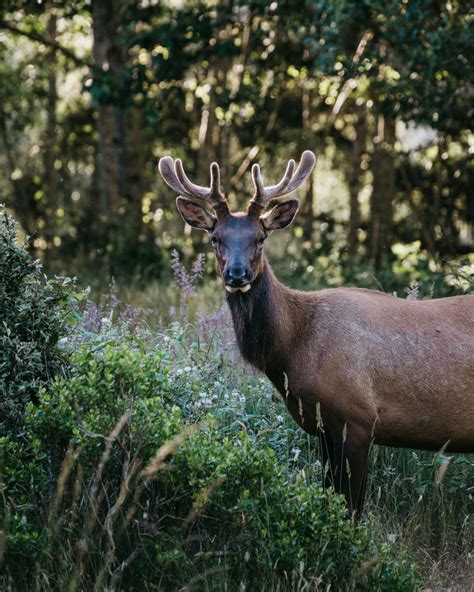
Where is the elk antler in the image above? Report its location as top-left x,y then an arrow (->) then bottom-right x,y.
158,156 -> 230,216
248,150 -> 316,215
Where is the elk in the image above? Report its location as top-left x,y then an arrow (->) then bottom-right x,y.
159,151 -> 474,516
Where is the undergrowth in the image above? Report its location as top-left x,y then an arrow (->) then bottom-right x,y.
1,211 -> 472,590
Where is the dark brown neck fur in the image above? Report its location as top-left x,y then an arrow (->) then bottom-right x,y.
226,257 -> 304,373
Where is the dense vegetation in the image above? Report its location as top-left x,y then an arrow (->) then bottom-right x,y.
1,213 -> 472,590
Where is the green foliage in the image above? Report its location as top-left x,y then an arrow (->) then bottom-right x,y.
0,1 -> 472,579
29,343 -> 180,461
1,1 -> 473,275
0,209 -> 83,434
2,338 -> 421,591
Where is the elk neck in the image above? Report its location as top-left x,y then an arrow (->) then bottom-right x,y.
225,256 -> 308,374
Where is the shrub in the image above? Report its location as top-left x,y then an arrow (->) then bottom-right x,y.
2,340 -> 420,591
0,208 -> 83,435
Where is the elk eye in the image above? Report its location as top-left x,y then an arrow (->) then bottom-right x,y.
211,235 -> 219,244
257,236 -> 265,244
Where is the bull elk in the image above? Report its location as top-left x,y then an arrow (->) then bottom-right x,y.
159,151 -> 474,516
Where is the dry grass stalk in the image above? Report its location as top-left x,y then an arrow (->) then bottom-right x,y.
48,442 -> 79,530
67,412 -> 131,592
124,422 -> 207,528
435,458 -> 451,485
183,475 -> 227,527
141,424 -> 201,479
93,452 -> 142,591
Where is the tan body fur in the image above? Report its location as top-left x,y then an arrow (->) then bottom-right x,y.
269,279 -> 474,452
227,260 -> 474,513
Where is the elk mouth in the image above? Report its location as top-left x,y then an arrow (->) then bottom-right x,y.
225,283 -> 251,294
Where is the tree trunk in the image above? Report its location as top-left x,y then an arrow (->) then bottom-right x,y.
369,114 -> 396,269
347,110 -> 366,263
197,105 -> 211,183
300,85 -> 315,243
43,12 -> 59,254
300,174 -> 314,243
91,0 -> 145,245
92,0 -> 121,225
0,105 -> 37,235
219,122 -> 231,194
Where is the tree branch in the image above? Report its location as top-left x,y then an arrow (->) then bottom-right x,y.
326,31 -> 374,131
0,20 -> 92,67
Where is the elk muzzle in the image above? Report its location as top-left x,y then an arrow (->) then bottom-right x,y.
223,259 -> 254,293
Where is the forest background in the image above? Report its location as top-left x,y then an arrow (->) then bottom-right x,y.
0,0 -> 472,293
0,1 -> 473,590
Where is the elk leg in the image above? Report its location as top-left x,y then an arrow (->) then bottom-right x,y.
319,427 -> 371,518
345,436 -> 371,518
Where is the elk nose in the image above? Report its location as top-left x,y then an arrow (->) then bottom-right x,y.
225,266 -> 249,286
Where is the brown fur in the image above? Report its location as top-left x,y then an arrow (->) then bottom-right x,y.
227,256 -> 474,514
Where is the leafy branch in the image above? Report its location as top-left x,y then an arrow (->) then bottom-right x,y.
0,19 -> 92,67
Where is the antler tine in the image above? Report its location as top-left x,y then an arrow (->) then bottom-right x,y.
261,159 -> 296,200
209,162 -> 221,205
159,156 -> 190,197
159,156 -> 229,215
249,160 -> 295,207
248,151 -> 316,214
278,150 -> 316,196
251,163 -> 265,199
175,159 -> 210,200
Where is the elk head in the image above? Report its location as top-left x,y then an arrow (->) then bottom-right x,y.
158,151 -> 316,293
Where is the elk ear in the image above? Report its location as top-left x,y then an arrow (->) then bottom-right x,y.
176,197 -> 216,231
260,199 -> 299,231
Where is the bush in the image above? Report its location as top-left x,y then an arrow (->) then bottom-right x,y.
2,340 -> 420,591
0,208 -> 83,435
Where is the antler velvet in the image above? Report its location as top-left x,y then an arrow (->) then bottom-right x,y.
247,150 -> 316,215
158,150 -> 316,217
158,157 -> 229,216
